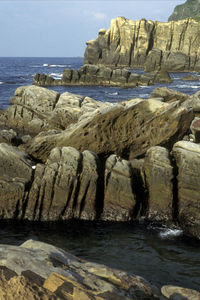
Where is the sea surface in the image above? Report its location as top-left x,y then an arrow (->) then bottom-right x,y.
1,57 -> 200,109
0,57 -> 200,291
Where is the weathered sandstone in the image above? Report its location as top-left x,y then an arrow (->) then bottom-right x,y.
172,141 -> 200,239
144,146 -> 174,222
0,85 -> 112,134
84,17 -> 200,71
20,88 -> 193,163
0,239 -> 162,300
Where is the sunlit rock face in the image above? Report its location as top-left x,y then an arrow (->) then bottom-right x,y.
84,16 -> 200,72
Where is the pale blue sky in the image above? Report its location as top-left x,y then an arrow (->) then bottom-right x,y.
0,0 -> 184,57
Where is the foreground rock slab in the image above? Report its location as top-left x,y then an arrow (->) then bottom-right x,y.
0,239 -> 161,300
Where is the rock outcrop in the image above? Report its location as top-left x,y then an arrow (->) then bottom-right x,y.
144,146 -> 174,223
172,141 -> 200,239
84,17 -> 200,72
24,97 -> 193,162
25,147 -> 101,221
33,64 -> 172,88
0,85 -> 112,134
0,239 -> 163,300
1,86 -> 200,239
168,0 -> 200,21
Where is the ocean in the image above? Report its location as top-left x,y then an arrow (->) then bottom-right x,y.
1,57 -> 200,109
0,57 -> 200,292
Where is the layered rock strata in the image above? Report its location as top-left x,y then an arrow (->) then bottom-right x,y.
84,17 -> 200,71
33,64 -> 172,88
0,239 -> 169,300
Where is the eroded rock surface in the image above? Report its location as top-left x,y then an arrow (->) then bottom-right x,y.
84,17 -> 200,71
172,141 -> 200,239
144,146 -> 174,222
34,64 -> 172,88
0,239 -> 160,300
24,147 -> 101,221
24,97 -> 193,162
0,86 -> 112,134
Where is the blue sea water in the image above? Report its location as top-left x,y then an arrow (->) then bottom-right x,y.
0,57 -> 200,292
0,57 -> 200,109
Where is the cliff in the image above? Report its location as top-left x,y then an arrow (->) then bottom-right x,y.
168,0 -> 200,21
84,17 -> 200,71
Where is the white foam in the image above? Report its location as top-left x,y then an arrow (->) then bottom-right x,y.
159,228 -> 183,239
190,85 -> 200,89
43,63 -> 49,67
50,73 -> 62,79
32,165 -> 36,170
177,84 -> 188,88
49,64 -> 69,67
108,92 -> 119,96
0,82 -> 3,85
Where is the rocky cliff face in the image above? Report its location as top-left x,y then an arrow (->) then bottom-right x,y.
168,0 -> 200,21
84,16 -> 200,71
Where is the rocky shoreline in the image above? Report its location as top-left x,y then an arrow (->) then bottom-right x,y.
0,239 -> 199,299
33,64 -> 172,88
0,85 -> 200,241
0,81 -> 200,298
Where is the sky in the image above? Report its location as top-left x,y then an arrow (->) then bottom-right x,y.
0,0 -> 184,57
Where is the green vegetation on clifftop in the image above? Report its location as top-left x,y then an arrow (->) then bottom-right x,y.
168,0 -> 200,21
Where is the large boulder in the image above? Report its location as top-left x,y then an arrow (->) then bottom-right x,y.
0,86 -> 112,134
181,90 -> 200,114
150,87 -> 188,103
102,155 -> 137,221
25,147 -> 101,221
144,146 -> 174,223
0,143 -> 34,219
172,141 -> 200,239
25,98 -> 193,162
